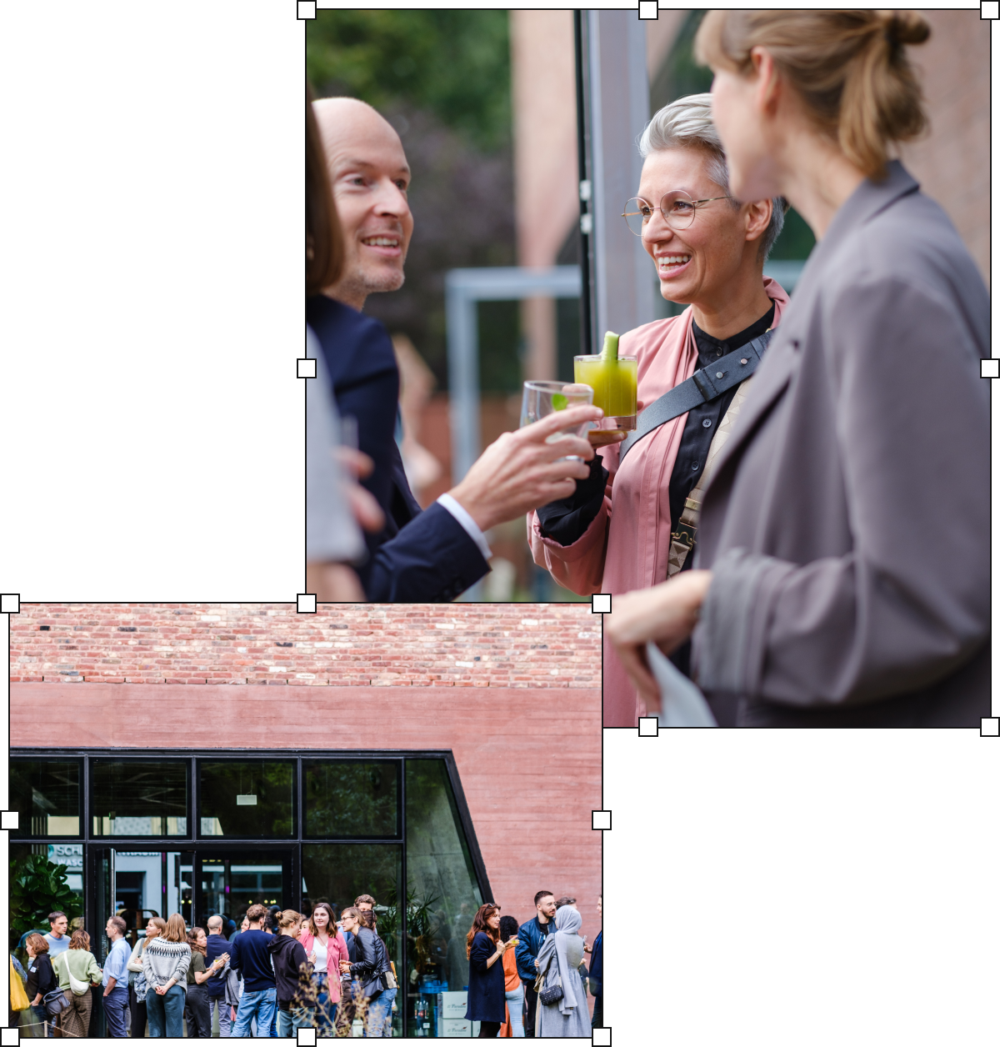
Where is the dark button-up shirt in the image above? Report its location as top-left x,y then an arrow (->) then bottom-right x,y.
668,304 -> 774,679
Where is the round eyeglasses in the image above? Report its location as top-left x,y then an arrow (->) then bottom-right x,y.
622,191 -> 730,235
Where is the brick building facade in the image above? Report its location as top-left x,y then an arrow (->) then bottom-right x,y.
10,604 -> 602,1036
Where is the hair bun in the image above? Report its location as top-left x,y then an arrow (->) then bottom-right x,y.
879,10 -> 930,46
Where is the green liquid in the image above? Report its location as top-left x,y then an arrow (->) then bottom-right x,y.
574,356 -> 638,419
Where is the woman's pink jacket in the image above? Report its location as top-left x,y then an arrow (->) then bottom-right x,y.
529,279 -> 790,727
298,928 -> 351,1002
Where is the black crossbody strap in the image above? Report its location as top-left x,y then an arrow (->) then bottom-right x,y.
618,328 -> 774,465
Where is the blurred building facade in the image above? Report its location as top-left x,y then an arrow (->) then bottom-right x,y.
510,8 -> 991,325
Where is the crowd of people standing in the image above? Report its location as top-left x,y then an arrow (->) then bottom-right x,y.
464,892 -> 602,1038
14,891 -> 601,1038
13,896 -> 395,1038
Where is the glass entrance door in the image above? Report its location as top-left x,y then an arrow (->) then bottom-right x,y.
194,849 -> 294,931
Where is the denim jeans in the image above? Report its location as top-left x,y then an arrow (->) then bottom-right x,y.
277,1006 -> 313,1036
232,987 -> 277,1038
505,987 -> 525,1037
103,985 -> 131,1037
30,1003 -> 53,1036
145,984 -> 185,1037
365,987 -> 395,1037
208,995 -> 232,1037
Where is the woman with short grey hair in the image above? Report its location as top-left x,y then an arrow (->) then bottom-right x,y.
530,93 -> 792,727
638,93 -> 786,262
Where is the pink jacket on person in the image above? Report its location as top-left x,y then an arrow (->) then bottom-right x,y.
298,928 -> 351,1002
529,279 -> 790,727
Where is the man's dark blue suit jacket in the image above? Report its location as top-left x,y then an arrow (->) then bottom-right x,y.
307,294 -> 489,601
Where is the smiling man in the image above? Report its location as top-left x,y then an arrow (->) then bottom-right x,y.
306,95 -> 601,602
314,98 -> 413,310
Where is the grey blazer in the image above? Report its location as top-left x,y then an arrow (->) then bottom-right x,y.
691,162 -> 990,727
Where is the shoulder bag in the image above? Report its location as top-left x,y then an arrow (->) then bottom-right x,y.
535,954 -> 563,1006
134,970 -> 149,1003
538,977 -> 563,1006
68,966 -> 91,996
43,987 -> 72,1017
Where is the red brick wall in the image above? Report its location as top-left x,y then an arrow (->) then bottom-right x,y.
10,603 -> 601,688
9,603 -> 603,946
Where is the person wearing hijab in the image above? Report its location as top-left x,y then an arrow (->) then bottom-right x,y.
608,11 -> 989,727
534,907 -> 590,1038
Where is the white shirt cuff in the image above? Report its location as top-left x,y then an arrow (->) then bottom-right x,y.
437,493 -> 492,561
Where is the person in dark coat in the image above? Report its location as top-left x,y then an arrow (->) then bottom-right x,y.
340,908 -> 387,1035
24,933 -> 58,1036
464,905 -> 513,1038
267,911 -> 313,1036
307,94 -> 602,602
585,897 -> 602,1028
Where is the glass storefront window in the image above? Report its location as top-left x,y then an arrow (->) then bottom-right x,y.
91,760 -> 188,836
405,759 -> 484,1036
302,843 -> 404,1033
198,760 -> 295,838
11,750 -> 490,1037
304,761 -> 399,838
10,758 -> 82,838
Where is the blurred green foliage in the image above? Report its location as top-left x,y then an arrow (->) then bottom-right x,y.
650,10 -> 713,109
307,11 -> 511,152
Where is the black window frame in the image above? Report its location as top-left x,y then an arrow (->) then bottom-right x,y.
88,755 -> 191,839
10,747 -> 493,1039
9,755 -> 84,840
302,757 -> 402,840
196,755 -> 299,840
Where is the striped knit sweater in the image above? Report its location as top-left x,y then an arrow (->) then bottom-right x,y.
141,938 -> 191,993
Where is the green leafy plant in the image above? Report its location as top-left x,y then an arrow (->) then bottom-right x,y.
9,851 -> 83,950
376,887 -> 439,947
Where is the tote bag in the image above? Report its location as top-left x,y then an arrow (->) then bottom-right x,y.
10,957 -> 30,1011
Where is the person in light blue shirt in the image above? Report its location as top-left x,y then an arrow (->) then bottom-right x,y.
102,916 -> 131,1037
43,912 -> 70,959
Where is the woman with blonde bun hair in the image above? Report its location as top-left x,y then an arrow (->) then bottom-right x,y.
608,10 -> 990,727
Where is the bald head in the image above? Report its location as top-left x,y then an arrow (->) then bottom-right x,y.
207,916 -> 223,933
313,98 -> 402,164
313,96 -> 413,311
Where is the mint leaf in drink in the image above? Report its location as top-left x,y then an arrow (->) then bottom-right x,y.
551,393 -> 568,410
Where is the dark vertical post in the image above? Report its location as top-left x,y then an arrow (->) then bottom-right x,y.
574,10 -> 596,355
295,755 -> 304,913
189,755 -> 197,843
399,759 -> 408,1038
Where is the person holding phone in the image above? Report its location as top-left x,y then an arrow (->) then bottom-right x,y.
464,905 -> 513,1038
